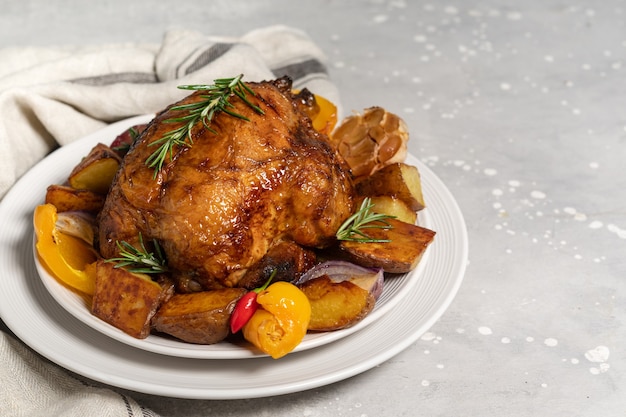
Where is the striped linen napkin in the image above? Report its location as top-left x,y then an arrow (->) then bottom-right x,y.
0,25 -> 339,199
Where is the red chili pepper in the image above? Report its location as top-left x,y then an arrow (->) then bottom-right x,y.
230,271 -> 276,333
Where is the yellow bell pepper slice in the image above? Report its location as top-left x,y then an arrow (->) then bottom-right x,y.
311,94 -> 338,135
292,90 -> 338,135
33,204 -> 98,295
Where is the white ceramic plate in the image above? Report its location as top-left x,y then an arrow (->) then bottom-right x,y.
28,115 -> 432,359
0,115 -> 467,399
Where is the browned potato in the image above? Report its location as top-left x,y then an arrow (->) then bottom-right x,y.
299,275 -> 375,331
153,288 -> 247,344
68,143 -> 121,194
368,195 -> 417,224
356,163 -> 425,212
339,218 -> 435,273
45,184 -> 105,213
91,260 -> 174,339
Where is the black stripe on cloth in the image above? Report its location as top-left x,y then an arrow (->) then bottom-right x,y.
70,72 -> 158,85
183,42 -> 235,75
271,58 -> 328,82
141,405 -> 161,417
122,394 -> 134,416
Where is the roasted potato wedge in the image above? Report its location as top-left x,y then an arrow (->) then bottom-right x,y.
356,163 -> 425,212
299,275 -> 375,331
368,195 -> 417,224
68,143 -> 121,194
45,184 -> 106,213
153,288 -> 247,344
339,218 -> 435,273
91,260 -> 174,339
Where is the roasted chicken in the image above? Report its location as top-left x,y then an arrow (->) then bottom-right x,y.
97,77 -> 355,291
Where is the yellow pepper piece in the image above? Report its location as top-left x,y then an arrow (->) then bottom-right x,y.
311,94 -> 338,135
242,281 -> 311,359
292,90 -> 338,135
33,204 -> 98,295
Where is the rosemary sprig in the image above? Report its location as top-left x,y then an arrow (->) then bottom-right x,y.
145,74 -> 264,176
336,197 -> 396,243
105,233 -> 169,274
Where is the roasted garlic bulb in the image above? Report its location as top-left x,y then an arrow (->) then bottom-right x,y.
330,107 -> 408,181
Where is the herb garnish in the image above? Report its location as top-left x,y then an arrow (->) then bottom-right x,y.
336,197 -> 396,243
105,233 -> 169,274
145,74 -> 264,176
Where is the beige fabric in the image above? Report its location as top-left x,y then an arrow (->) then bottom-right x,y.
0,331 -> 158,417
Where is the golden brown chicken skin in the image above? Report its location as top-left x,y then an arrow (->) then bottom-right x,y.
98,77 -> 355,290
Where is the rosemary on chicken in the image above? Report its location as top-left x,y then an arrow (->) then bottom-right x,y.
105,233 -> 169,274
145,74 -> 264,176
336,197 -> 396,243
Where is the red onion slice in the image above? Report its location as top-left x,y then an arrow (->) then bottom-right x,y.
55,211 -> 97,245
295,260 -> 384,300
